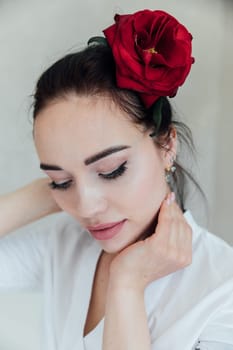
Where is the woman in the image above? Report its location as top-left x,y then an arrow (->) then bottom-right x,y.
1,9 -> 233,350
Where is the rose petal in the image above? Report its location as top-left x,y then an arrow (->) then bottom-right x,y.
103,9 -> 194,108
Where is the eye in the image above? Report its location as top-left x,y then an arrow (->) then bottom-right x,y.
99,161 -> 128,180
49,179 -> 72,191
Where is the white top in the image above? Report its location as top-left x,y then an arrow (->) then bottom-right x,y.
0,211 -> 233,350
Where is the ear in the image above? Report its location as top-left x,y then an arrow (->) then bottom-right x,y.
161,127 -> 177,168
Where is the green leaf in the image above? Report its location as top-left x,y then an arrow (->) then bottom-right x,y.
87,36 -> 108,47
150,97 -> 164,137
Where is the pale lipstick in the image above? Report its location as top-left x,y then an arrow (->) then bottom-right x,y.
87,219 -> 127,240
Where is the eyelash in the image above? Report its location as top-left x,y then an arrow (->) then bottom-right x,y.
99,161 -> 127,180
49,161 -> 128,191
49,180 -> 72,191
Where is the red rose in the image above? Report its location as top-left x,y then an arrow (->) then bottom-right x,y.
103,9 -> 194,108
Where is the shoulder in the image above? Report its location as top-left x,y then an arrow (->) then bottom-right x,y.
184,210 -> 232,252
184,211 -> 233,283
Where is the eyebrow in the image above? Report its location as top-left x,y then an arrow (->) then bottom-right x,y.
40,164 -> 63,171
40,145 -> 131,171
84,145 -> 131,165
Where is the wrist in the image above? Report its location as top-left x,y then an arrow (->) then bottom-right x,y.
108,272 -> 145,296
106,280 -> 145,317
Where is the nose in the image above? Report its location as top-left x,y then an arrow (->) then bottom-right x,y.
76,183 -> 108,219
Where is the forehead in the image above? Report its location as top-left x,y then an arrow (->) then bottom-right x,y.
33,95 -> 144,163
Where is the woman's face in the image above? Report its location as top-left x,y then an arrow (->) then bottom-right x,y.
34,94 -> 173,254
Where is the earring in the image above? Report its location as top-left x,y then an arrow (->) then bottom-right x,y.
165,156 -> 176,184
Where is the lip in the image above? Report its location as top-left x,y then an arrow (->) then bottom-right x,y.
87,219 -> 127,241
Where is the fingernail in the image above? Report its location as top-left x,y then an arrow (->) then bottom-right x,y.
170,192 -> 175,202
166,193 -> 171,205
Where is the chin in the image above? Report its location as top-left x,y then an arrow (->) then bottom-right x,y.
99,229 -> 148,255
100,241 -> 131,255
99,214 -> 159,255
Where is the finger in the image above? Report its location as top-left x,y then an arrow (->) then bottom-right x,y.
150,193 -> 193,269
157,192 -> 175,222
169,213 -> 193,266
152,193 -> 175,244
151,192 -> 182,246
157,193 -> 187,246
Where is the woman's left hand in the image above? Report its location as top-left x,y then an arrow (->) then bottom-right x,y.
108,192 -> 193,293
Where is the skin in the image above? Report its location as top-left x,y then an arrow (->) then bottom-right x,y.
0,178 -> 60,237
34,93 -> 192,349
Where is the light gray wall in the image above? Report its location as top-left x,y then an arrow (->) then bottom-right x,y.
0,1 -> 232,349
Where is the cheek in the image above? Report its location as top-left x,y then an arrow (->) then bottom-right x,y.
50,190 -> 76,213
126,157 -> 167,217
136,167 -> 166,199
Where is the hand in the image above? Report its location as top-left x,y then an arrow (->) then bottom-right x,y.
108,192 -> 193,292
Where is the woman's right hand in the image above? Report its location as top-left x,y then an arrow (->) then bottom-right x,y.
0,178 -> 61,237
108,192 -> 192,293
